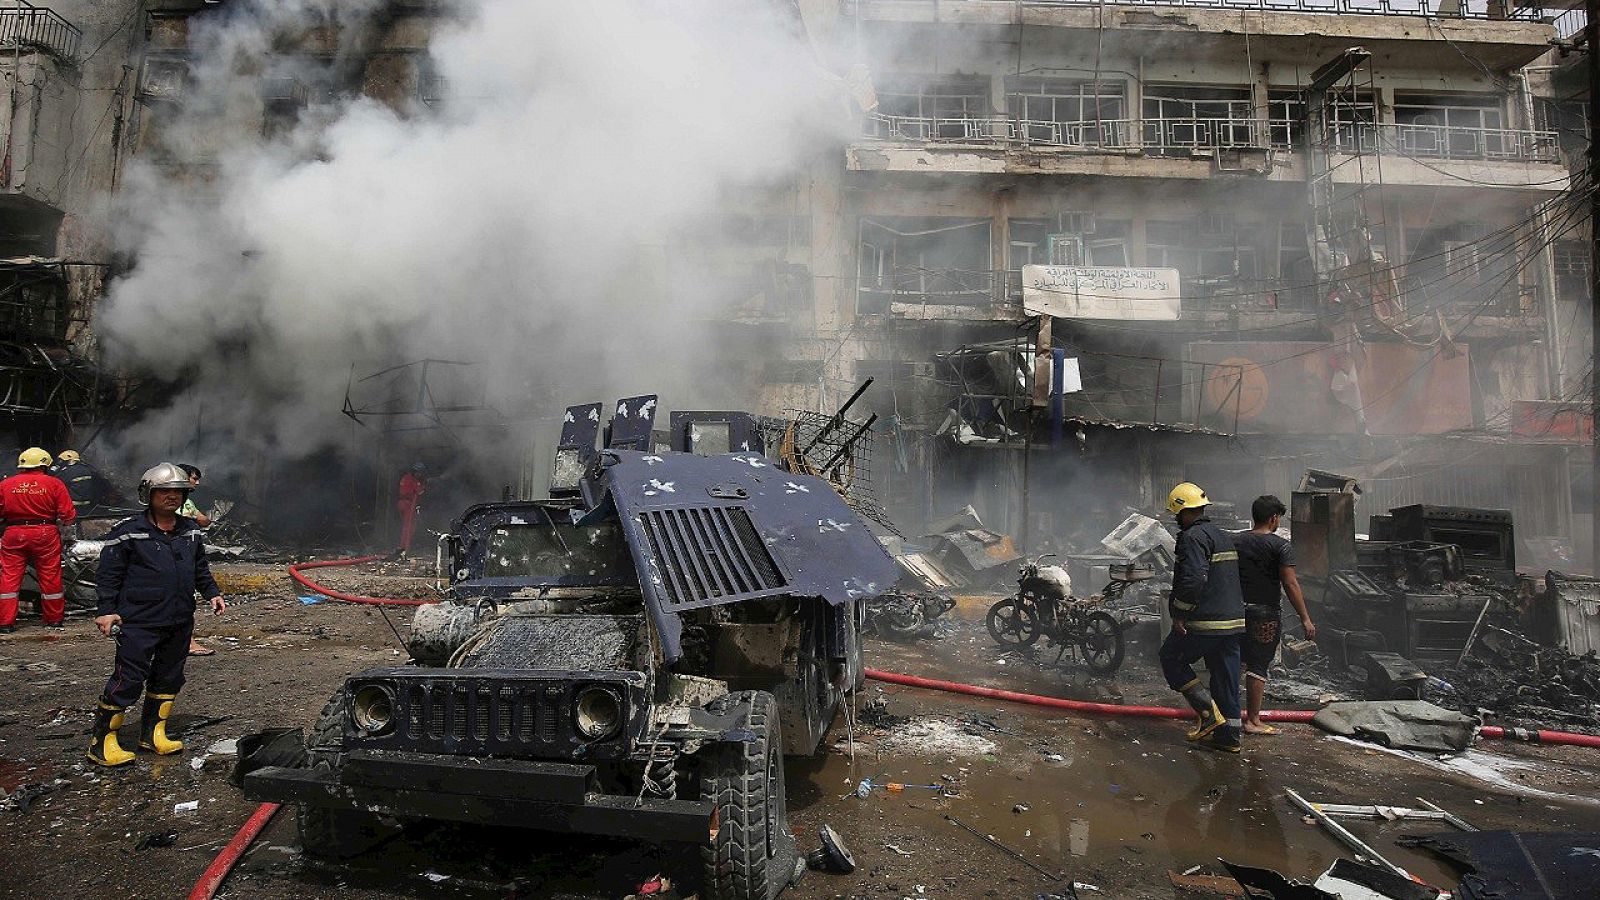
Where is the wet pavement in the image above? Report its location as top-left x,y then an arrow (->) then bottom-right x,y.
3,569 -> 1600,899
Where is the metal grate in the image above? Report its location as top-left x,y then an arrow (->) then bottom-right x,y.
637,506 -> 785,609
405,680 -> 547,745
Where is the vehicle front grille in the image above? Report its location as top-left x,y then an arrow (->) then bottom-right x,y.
637,506 -> 786,610
347,672 -> 640,760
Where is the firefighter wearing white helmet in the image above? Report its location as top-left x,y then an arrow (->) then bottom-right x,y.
0,447 -> 76,633
87,462 -> 227,767
1157,481 -> 1246,753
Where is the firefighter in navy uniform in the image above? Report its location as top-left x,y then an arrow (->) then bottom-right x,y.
51,450 -> 110,514
88,463 -> 227,767
1158,482 -> 1246,753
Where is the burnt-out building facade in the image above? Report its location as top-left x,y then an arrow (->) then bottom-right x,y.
8,1 -> 1593,564
773,1 -> 1596,573
0,1 -> 134,451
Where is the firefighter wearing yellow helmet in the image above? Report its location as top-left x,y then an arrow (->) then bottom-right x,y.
0,447 -> 76,633
1158,482 -> 1245,753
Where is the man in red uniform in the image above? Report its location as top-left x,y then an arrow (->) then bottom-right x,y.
395,462 -> 426,557
0,447 -> 77,632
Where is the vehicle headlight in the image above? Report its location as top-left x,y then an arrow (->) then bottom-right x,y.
351,684 -> 396,736
574,685 -> 623,740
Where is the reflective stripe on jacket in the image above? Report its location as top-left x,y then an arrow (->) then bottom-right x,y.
1168,517 -> 1246,635
95,513 -> 220,626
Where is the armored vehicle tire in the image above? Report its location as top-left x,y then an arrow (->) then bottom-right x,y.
297,689 -> 396,860
700,690 -> 798,900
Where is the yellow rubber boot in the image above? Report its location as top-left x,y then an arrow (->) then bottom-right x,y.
87,703 -> 136,767
139,693 -> 184,755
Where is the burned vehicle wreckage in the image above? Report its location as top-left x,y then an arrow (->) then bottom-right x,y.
242,396 -> 898,899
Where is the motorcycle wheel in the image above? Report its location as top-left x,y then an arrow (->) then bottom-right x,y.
986,598 -> 1040,648
1081,611 -> 1125,674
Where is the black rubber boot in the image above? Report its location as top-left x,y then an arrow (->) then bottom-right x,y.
88,704 -> 135,767
1180,680 -> 1224,742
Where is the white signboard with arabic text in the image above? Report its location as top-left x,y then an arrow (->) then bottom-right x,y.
1021,265 -> 1182,321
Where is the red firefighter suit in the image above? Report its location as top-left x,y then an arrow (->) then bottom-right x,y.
1,469 -> 77,626
396,471 -> 425,554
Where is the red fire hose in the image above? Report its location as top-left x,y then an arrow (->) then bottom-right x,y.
187,802 -> 281,900
865,668 -> 1600,748
287,556 -> 432,607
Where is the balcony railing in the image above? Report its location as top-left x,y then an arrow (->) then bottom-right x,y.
846,0 -> 1548,23
865,113 -> 1294,153
863,113 -> 1563,165
1326,122 -> 1561,164
0,2 -> 81,60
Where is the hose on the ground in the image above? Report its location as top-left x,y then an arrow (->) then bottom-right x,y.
865,668 -> 1315,722
287,555 -> 432,606
187,802 -> 281,900
865,668 -> 1600,748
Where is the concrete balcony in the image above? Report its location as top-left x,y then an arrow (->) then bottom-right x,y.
0,2 -> 81,61
850,113 -> 1569,190
846,1 -> 1556,71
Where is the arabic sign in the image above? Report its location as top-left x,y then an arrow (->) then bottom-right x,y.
1021,265 -> 1182,320
1510,400 -> 1594,443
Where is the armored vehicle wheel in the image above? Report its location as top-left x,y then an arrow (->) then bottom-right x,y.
986,597 -> 1040,648
1081,611 -> 1125,675
701,690 -> 798,900
297,689 -> 395,859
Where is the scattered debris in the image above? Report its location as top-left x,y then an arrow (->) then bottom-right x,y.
135,831 -> 179,851
805,825 -> 856,874
2,780 -> 60,814
1220,859 -> 1338,900
876,718 -> 999,758
1312,857 -> 1441,900
862,591 -> 956,641
944,814 -> 1060,881
173,800 -> 200,814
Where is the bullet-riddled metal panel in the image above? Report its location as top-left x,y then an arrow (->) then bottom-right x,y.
552,403 -> 603,496
607,395 -> 658,452
603,450 -> 899,663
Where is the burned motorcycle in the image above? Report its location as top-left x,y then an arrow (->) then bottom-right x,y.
985,555 -> 1125,674
862,591 -> 955,641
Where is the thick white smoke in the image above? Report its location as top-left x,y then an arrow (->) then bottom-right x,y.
98,0 -> 850,480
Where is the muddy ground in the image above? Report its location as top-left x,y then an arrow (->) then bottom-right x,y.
4,564 -> 1600,899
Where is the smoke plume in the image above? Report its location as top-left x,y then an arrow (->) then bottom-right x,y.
98,0 -> 849,483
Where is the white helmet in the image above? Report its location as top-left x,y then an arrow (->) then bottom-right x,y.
138,462 -> 192,505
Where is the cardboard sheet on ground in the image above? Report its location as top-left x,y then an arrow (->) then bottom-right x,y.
1311,700 -> 1477,753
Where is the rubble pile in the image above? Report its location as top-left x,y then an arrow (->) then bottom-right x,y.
1447,629 -> 1600,733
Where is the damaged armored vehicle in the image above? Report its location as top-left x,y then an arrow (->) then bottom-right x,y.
243,396 -> 897,900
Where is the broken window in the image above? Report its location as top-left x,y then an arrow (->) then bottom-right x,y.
1394,94 -> 1508,159
1554,241 -> 1590,302
1007,217 -> 1130,269
857,217 -> 993,313
483,523 -> 632,581
416,54 -> 445,105
1142,86 -> 1254,152
1269,89 -> 1378,150
1005,77 -> 1126,145
874,76 -> 992,140
1146,219 -> 1260,280
1402,221 -> 1519,313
